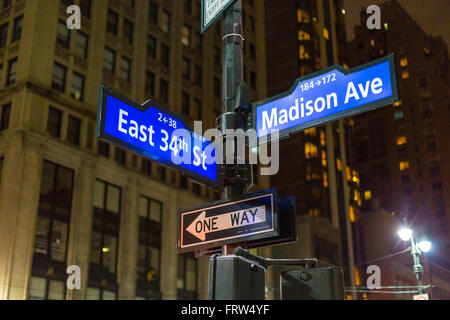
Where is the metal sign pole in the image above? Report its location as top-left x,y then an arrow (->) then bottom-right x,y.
220,0 -> 248,204
220,0 -> 249,254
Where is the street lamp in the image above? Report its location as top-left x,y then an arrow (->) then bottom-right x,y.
397,227 -> 432,294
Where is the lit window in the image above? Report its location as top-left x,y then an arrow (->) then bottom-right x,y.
364,190 -> 372,200
304,128 -> 316,136
341,9 -> 346,15
397,136 -> 407,146
323,171 -> 328,188
181,25 -> 191,46
346,166 -> 351,181
401,71 -> 410,79
355,268 -> 361,286
336,159 -> 342,171
399,161 -> 410,171
299,45 -> 310,60
370,39 -> 375,46
393,101 -> 402,107
349,206 -> 356,222
297,9 -> 310,23
323,28 -> 329,40
354,190 -> 360,203
384,23 -> 388,30
320,130 -> 325,146
298,30 -> 310,41
304,143 -> 318,159
322,150 -> 327,167
400,58 -> 408,67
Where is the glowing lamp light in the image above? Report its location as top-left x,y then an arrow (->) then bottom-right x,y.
102,247 -> 110,253
397,228 -> 413,241
418,240 -> 432,253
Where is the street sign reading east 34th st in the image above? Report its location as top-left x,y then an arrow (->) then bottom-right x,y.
252,54 -> 399,145
96,86 -> 222,190
201,0 -> 237,33
178,190 -> 278,253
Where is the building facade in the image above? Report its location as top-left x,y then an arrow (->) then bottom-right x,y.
0,0 -> 269,300
348,0 -> 450,264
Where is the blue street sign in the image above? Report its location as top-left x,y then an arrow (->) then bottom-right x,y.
96,86 -> 222,190
252,54 -> 398,144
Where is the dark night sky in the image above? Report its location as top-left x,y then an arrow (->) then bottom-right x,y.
344,0 -> 450,48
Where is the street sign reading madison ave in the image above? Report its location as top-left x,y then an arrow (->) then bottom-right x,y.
96,86 -> 222,190
201,0 -> 237,33
177,190 -> 278,253
252,54 -> 399,145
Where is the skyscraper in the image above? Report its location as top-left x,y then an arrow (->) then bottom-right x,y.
264,0 -> 362,297
348,0 -> 450,263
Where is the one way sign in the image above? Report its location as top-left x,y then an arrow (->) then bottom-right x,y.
177,190 -> 278,253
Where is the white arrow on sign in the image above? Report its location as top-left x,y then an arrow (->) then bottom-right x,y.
186,206 -> 266,241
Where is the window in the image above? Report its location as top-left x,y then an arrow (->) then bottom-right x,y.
30,161 -> 74,300
177,254 -> 197,299
401,174 -> 410,184
0,102 -> 11,131
56,20 -> 70,48
123,19 -> 134,46
401,71 -> 410,80
161,44 -> 170,67
75,32 -> 88,59
400,58 -> 408,67
147,35 -> 157,59
145,71 -> 155,97
47,107 -> 63,138
52,63 -> 67,92
71,72 -> 84,101
396,136 -> 407,146
180,175 -> 188,189
181,92 -> 190,116
418,76 -> 428,88
114,147 -> 126,165
12,15 -> 23,42
106,10 -> 119,35
6,58 -> 17,86
67,115 -> 81,146
399,161 -> 410,171
3,0 -> 12,8
141,159 -> 152,176
119,57 -> 131,82
159,79 -> 169,103
104,47 -> 116,73
193,99 -> 202,119
0,23 -> 8,48
89,180 -> 121,299
305,143 -> 318,159
432,182 -> 442,191
97,141 -> 110,157
136,196 -> 163,299
181,25 -> 191,46
159,10 -> 171,33
156,165 -> 166,182
394,111 -> 404,120
148,1 -> 158,25
182,57 -> 190,81
194,65 -> 202,86
79,0 -> 92,18
184,0 -> 192,14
